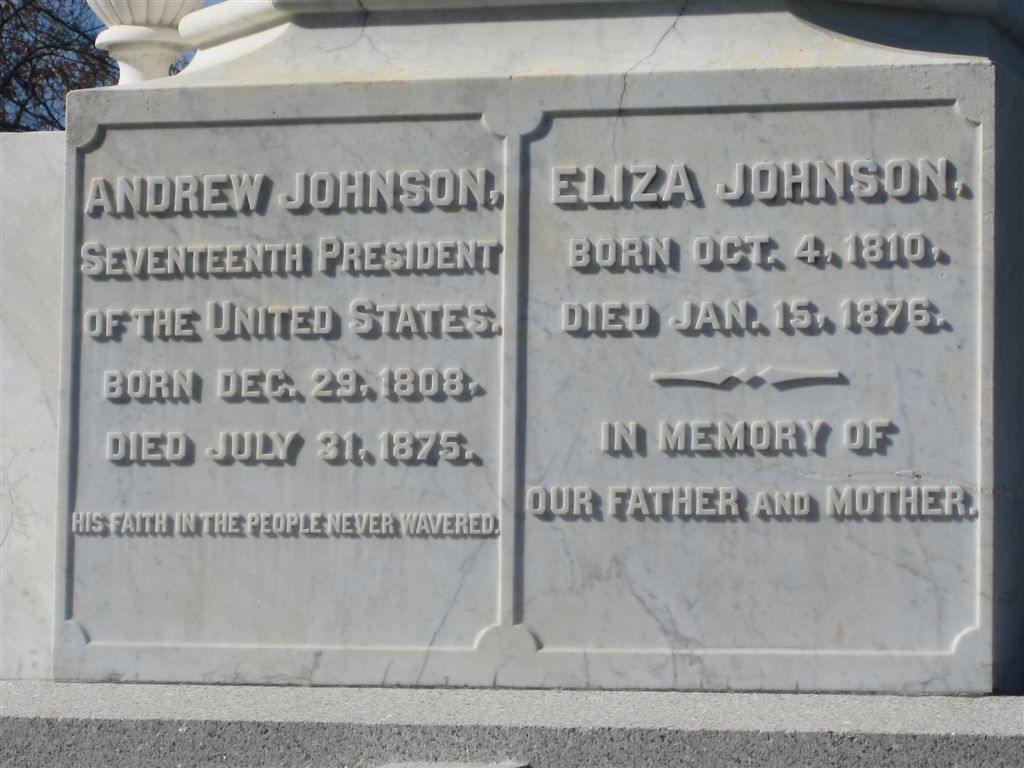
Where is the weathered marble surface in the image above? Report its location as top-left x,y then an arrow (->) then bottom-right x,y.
174,0 -> 981,87
2,0 -> 1022,693
0,132 -> 64,679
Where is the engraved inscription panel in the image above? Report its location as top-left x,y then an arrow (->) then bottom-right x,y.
67,118 -> 504,649
57,70 -> 992,689
523,104 -> 981,652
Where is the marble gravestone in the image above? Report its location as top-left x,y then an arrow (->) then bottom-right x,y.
50,0 -> 1024,693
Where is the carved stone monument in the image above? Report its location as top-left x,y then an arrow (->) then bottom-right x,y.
47,0 -> 1024,695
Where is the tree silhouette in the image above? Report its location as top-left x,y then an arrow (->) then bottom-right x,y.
1,0 -> 117,131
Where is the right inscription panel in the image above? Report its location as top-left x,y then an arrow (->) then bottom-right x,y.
523,103 -> 981,654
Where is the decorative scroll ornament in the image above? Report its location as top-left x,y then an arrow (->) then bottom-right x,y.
652,366 -> 843,388
87,0 -> 204,84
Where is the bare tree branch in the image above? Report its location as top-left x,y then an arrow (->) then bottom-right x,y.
1,0 -> 118,131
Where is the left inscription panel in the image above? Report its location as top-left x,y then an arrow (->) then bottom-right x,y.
57,114 -> 505,676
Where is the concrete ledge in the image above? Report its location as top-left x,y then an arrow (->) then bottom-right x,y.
3,682 -> 1023,734
2,683 -> 1021,767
